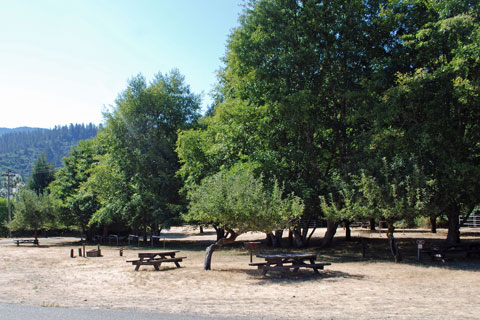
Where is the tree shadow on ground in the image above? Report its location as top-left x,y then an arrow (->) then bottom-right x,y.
212,266 -> 364,283
245,269 -> 364,283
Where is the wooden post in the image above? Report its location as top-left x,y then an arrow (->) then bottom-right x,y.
78,248 -> 82,257
83,243 -> 86,257
71,249 -> 75,258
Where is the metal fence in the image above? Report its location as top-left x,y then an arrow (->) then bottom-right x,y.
460,211 -> 480,228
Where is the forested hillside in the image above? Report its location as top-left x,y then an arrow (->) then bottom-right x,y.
0,124 -> 98,179
0,127 -> 42,136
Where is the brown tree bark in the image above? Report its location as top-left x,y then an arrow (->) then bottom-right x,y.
387,223 -> 401,262
322,220 -> 338,247
430,216 -> 437,233
446,204 -> 461,244
344,221 -> 351,241
204,230 -> 238,270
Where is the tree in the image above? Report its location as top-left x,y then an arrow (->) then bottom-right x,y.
49,139 -> 100,238
27,153 -> 55,195
379,0 -> 480,243
179,0 -> 391,247
100,70 -> 201,237
0,197 -> 8,237
185,163 -> 304,270
8,188 -> 57,241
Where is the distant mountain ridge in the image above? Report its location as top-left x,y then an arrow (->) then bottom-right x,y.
0,124 -> 98,180
0,126 -> 43,136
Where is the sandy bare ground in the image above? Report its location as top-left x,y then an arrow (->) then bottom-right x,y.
0,227 -> 479,319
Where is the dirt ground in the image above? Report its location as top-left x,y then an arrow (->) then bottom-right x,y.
1,227 -> 479,319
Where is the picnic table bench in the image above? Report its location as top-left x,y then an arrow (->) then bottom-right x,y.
127,250 -> 186,271
422,242 -> 480,262
250,253 -> 330,276
13,239 -> 39,246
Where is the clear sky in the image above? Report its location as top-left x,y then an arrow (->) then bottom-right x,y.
0,0 -> 245,129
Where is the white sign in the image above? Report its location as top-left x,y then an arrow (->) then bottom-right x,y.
416,240 -> 425,249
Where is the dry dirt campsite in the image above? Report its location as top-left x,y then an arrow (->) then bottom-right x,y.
1,227 -> 480,319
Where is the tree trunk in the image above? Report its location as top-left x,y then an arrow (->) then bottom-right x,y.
387,223 -> 401,262
273,230 -> 283,248
288,230 -> 294,247
344,221 -> 351,241
430,216 -> 437,233
265,233 -> 273,247
369,218 -> 376,231
322,220 -> 338,247
388,234 -> 402,262
213,226 -> 225,241
293,227 -> 307,247
143,226 -> 148,243
446,204 -> 461,244
103,225 -> 108,240
204,233 -> 238,270
199,226 -> 204,234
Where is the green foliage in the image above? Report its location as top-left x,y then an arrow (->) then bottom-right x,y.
320,157 -> 436,227
97,70 -> 201,232
177,0 -> 394,224
9,188 -> 58,235
319,174 -> 368,223
49,139 -> 100,233
0,197 -> 8,237
185,163 -> 304,235
357,158 -> 435,223
27,153 -> 55,194
377,0 -> 480,240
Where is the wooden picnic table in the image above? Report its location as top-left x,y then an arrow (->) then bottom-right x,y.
13,239 -> 39,246
251,253 -> 330,276
127,250 -> 186,271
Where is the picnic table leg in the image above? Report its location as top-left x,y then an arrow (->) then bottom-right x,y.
309,258 -> 321,274
135,264 -> 141,271
261,265 -> 268,276
154,264 -> 160,271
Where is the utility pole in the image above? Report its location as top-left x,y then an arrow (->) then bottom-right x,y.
2,170 -> 12,238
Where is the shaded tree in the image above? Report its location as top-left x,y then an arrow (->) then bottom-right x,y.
379,0 -> 480,243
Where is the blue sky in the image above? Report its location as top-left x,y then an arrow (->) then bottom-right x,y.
0,0 -> 244,128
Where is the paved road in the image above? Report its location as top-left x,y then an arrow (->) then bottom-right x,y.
0,303 -> 254,320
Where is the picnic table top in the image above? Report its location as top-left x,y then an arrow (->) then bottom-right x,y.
137,250 -> 179,257
257,253 -> 317,260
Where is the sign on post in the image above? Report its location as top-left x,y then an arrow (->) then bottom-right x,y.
416,240 -> 425,249
416,240 -> 425,262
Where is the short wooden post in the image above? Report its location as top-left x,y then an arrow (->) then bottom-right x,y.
71,249 -> 75,258
78,248 -> 82,257
119,248 -> 124,256
361,238 -> 367,258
